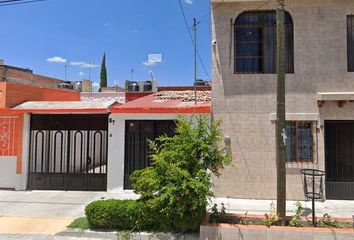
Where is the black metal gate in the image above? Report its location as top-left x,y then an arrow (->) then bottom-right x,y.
124,120 -> 176,189
325,121 -> 354,200
28,114 -> 108,191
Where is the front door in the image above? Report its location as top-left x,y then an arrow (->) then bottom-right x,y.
325,121 -> 354,200
28,114 -> 108,191
124,120 -> 176,189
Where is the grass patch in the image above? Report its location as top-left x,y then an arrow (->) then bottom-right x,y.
68,217 -> 89,230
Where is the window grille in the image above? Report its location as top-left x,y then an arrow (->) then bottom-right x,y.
234,11 -> 294,74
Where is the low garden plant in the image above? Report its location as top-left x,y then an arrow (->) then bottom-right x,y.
289,201 -> 303,227
85,199 -> 143,230
317,213 -> 340,228
263,202 -> 281,227
84,115 -> 231,233
209,203 -> 245,225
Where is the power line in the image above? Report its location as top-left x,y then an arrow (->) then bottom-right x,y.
197,0 -> 225,26
199,0 -> 273,27
0,0 -> 47,6
178,0 -> 211,81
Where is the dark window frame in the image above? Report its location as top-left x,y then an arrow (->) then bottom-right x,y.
234,10 -> 294,74
285,121 -> 315,163
347,15 -> 354,72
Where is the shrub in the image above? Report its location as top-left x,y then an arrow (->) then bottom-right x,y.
131,115 -> 231,232
85,199 -> 142,230
318,213 -> 340,228
289,201 -> 303,227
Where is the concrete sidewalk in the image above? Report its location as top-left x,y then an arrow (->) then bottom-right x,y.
0,190 -> 138,237
212,198 -> 354,219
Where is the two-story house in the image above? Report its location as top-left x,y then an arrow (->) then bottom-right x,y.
211,0 -> 354,200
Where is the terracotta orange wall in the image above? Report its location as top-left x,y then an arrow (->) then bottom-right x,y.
0,82 -> 6,108
5,82 -> 43,108
0,109 -> 23,174
42,87 -> 80,101
126,92 -> 153,102
3,82 -> 80,108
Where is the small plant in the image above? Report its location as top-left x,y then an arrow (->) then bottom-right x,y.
118,230 -> 133,240
209,204 -> 220,223
209,203 -> 243,224
289,201 -> 303,227
318,214 -> 340,228
263,202 -> 281,227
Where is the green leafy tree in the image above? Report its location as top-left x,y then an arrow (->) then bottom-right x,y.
131,115 -> 231,232
99,53 -> 107,92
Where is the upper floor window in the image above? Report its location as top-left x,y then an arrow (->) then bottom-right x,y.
348,15 -> 354,72
235,11 -> 294,74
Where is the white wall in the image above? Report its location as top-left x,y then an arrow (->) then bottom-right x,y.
0,156 -> 17,189
107,113 -> 179,192
18,113 -> 30,190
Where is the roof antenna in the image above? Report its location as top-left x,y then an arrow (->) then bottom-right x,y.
149,70 -> 154,81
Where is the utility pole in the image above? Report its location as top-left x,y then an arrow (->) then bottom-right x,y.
64,65 -> 67,81
131,68 -> 134,81
276,0 -> 286,225
193,18 -> 197,104
88,62 -> 92,81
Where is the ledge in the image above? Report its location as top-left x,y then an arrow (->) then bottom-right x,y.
200,224 -> 354,240
317,92 -> 354,101
317,92 -> 354,107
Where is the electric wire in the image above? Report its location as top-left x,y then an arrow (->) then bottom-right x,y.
178,0 -> 211,81
197,0 -> 225,26
199,0 -> 274,27
0,0 -> 47,6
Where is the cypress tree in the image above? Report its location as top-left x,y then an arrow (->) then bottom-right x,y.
99,53 -> 107,92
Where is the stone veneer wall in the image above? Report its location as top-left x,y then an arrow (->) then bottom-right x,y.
211,0 -> 354,199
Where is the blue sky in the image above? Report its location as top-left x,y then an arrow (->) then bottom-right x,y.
0,0 -> 211,88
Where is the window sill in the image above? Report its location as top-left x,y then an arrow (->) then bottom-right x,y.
286,161 -> 318,169
233,72 -> 296,75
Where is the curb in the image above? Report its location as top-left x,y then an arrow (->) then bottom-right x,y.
57,229 -> 200,240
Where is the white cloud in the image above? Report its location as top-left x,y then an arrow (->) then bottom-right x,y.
184,0 -> 193,4
70,61 -> 86,66
46,56 -> 67,63
81,63 -> 100,68
70,61 -> 99,68
92,82 -> 100,88
143,61 -> 157,66
92,82 -> 100,92
79,72 -> 85,77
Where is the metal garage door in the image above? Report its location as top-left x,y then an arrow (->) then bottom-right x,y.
124,120 -> 176,189
325,121 -> 354,200
28,114 -> 108,191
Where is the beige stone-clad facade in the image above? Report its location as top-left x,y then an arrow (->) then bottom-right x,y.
211,0 -> 354,200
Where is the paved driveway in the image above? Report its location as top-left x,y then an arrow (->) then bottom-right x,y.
0,190 -> 137,218
0,190 -> 138,236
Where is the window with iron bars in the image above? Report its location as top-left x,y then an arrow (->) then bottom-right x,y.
234,10 -> 294,74
285,121 -> 315,162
